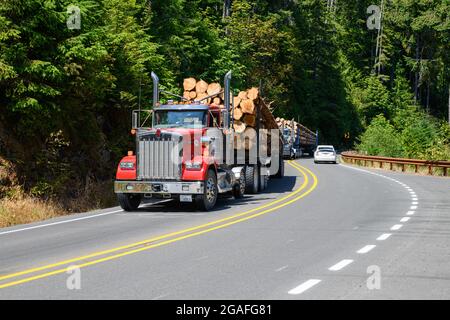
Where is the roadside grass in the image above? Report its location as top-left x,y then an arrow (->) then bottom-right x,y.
1,163 -> 116,228
0,181 -> 116,228
0,196 -> 63,228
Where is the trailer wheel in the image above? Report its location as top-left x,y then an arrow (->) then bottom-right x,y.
233,172 -> 245,199
245,165 -> 259,194
273,157 -> 284,179
259,168 -> 268,191
195,169 -> 218,211
117,193 -> 141,211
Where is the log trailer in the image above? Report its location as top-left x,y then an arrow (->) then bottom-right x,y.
114,71 -> 284,211
278,119 -> 318,159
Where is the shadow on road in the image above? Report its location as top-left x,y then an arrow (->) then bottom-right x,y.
130,175 -> 298,214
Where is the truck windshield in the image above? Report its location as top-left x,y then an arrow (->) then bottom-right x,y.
153,110 -> 207,128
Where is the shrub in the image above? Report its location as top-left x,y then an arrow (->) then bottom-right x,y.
357,115 -> 404,157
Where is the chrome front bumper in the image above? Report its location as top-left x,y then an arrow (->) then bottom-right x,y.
114,180 -> 204,194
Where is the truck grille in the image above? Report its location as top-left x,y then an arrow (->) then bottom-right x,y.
137,132 -> 182,180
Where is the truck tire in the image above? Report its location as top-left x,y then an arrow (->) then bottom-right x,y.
259,168 -> 268,191
245,165 -> 259,194
233,172 -> 245,199
195,169 -> 218,211
273,157 -> 284,179
117,193 -> 141,211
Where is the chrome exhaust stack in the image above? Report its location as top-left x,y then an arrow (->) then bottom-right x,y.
224,71 -> 232,129
151,71 -> 159,108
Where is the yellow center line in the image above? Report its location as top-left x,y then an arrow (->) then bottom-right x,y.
0,161 -> 317,289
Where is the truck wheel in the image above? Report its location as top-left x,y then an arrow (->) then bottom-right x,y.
273,157 -> 284,179
117,193 -> 141,211
233,173 -> 245,199
259,168 -> 268,191
245,165 -> 259,194
195,169 -> 218,211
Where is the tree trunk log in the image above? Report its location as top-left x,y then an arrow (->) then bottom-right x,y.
233,107 -> 243,120
195,80 -> 208,94
238,91 -> 247,100
183,78 -> 197,91
240,99 -> 255,114
233,120 -> 246,133
247,87 -> 259,100
233,96 -> 241,108
207,82 -> 221,96
189,91 -> 197,99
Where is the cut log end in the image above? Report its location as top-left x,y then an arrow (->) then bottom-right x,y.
183,78 -> 197,91
195,80 -> 208,94
240,99 -> 255,115
247,87 -> 259,100
207,82 -> 222,96
233,120 -> 246,134
233,107 -> 243,120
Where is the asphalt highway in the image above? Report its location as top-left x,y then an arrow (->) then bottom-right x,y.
0,159 -> 449,299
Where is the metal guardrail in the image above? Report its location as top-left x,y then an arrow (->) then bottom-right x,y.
341,151 -> 450,177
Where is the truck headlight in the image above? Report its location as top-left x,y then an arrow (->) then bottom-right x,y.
120,162 -> 135,170
185,161 -> 202,170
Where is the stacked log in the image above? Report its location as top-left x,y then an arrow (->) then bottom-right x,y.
275,117 -> 316,146
182,77 -> 279,150
183,78 -> 223,107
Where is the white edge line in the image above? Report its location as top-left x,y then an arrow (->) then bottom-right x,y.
0,200 -> 172,236
288,279 -> 321,295
391,224 -> 403,231
0,209 -> 124,235
406,211 -> 415,215
400,217 -> 410,222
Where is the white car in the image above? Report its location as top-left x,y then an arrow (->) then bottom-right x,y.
314,145 -> 337,164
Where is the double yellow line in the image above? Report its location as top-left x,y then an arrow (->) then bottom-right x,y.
0,161 -> 317,289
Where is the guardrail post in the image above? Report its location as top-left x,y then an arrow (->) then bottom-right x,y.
389,162 -> 393,170
415,164 -> 418,173
428,165 -> 432,175
401,164 -> 405,172
444,167 -> 448,176
379,161 -> 383,168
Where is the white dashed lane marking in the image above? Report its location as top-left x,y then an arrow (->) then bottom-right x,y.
377,233 -> 392,241
292,163 -> 422,297
328,259 -> 354,271
357,245 -> 376,254
288,279 -> 322,295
